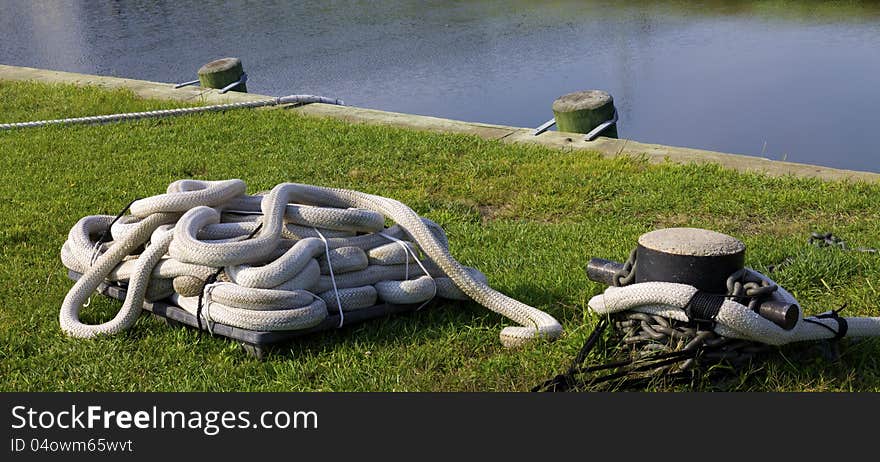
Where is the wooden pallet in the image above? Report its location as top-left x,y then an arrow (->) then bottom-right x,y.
68,270 -> 426,358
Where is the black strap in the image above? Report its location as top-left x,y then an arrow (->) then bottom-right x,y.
802,304 -> 848,340
684,291 -> 725,327
195,270 -> 222,332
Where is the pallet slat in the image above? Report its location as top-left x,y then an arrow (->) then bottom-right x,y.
67,270 -> 428,356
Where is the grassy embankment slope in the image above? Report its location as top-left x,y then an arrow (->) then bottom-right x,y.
1,81 -> 878,391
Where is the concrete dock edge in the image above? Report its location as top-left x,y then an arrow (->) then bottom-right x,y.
1,64 -> 876,183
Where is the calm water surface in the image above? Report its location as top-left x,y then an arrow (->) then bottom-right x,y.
2,0 -> 879,171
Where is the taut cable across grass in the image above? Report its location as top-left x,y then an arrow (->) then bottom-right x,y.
0,94 -> 345,131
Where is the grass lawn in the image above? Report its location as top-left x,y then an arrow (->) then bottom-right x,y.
1,80 -> 878,391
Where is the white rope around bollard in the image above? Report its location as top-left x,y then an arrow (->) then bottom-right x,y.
588,273 -> 880,345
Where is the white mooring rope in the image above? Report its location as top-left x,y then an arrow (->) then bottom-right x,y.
0,95 -> 344,131
588,272 -> 880,345
59,179 -> 563,347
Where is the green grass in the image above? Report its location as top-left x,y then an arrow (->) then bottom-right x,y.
1,80 -> 878,391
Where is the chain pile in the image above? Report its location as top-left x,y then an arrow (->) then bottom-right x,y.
60,179 -> 563,346
614,311 -> 770,371
611,251 -> 776,375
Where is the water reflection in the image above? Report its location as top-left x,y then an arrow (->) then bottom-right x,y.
1,0 -> 878,171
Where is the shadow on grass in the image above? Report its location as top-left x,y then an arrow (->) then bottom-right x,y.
560,338 -> 880,392
263,301 -> 506,361
129,300 -> 494,361
160,280 -> 582,361
67,281 -> 879,391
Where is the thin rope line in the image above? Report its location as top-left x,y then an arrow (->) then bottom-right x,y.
314,228 -> 344,328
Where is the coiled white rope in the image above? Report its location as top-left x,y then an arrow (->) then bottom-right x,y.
588,271 -> 880,345
60,179 -> 563,347
0,95 -> 344,131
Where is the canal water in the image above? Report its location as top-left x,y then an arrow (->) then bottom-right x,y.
2,0 -> 879,172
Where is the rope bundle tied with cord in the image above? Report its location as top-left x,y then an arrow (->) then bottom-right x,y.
59,179 -> 563,347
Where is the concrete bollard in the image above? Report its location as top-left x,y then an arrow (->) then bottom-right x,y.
198,57 -> 247,93
552,90 -> 617,138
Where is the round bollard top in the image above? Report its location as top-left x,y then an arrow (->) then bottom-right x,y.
552,90 -> 614,113
638,227 -> 745,257
198,57 -> 242,76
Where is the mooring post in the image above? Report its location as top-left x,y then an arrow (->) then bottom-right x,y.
198,57 -> 247,93
552,90 -> 617,138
